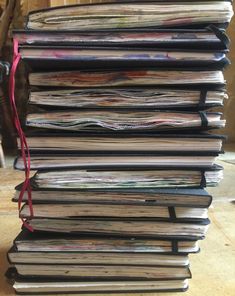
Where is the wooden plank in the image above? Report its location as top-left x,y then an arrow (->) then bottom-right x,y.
24,0 -> 50,13
50,0 -> 65,6
29,0 -> 50,11
0,0 -> 16,54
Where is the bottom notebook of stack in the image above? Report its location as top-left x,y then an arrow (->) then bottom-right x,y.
7,230 -> 198,294
9,275 -> 189,295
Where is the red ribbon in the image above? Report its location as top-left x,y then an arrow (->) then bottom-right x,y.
9,38 -> 34,231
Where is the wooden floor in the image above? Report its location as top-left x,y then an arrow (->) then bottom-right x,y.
0,157 -> 235,296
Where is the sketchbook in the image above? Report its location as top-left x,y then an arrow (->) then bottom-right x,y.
25,2 -> 233,30
28,87 -> 227,109
14,154 -> 219,171
13,186 -> 213,208
25,110 -> 225,132
17,46 -> 229,70
17,133 -> 225,153
30,165 -> 223,190
14,27 -> 230,50
28,69 -> 225,87
21,218 -> 210,239
8,246 -> 189,267
9,273 -> 189,294
13,263 -> 192,280
19,203 -> 208,222
13,229 -> 200,254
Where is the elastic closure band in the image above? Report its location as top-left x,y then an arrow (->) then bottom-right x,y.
9,38 -> 34,232
206,25 -> 229,49
199,90 -> 207,108
172,241 -> 178,253
168,206 -> 177,220
200,170 -> 207,188
199,111 -> 208,128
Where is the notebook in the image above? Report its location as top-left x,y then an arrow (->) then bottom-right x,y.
17,46 -> 229,70
28,87 -> 227,109
13,229 -> 200,254
21,218 -> 210,239
8,246 -> 189,266
7,269 -> 189,294
13,186 -> 213,208
25,2 -> 233,30
13,264 -> 192,280
14,26 -> 229,50
14,154 -> 219,170
17,133 -> 225,153
25,110 -> 225,132
30,165 -> 223,189
28,69 -> 225,87
19,203 -> 208,222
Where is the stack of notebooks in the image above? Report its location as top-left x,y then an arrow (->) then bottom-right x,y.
7,1 -> 233,294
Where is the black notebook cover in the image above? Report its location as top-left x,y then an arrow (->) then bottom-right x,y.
20,49 -> 229,71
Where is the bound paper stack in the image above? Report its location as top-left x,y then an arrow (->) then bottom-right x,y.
7,1 -> 233,294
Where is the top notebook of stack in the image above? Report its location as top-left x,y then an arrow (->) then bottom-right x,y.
25,1 -> 233,30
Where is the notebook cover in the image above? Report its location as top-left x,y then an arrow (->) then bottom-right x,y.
21,130 -> 227,140
28,162 -> 223,172
21,52 -> 229,71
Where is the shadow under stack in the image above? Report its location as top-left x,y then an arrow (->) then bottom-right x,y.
7,1 -> 233,294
